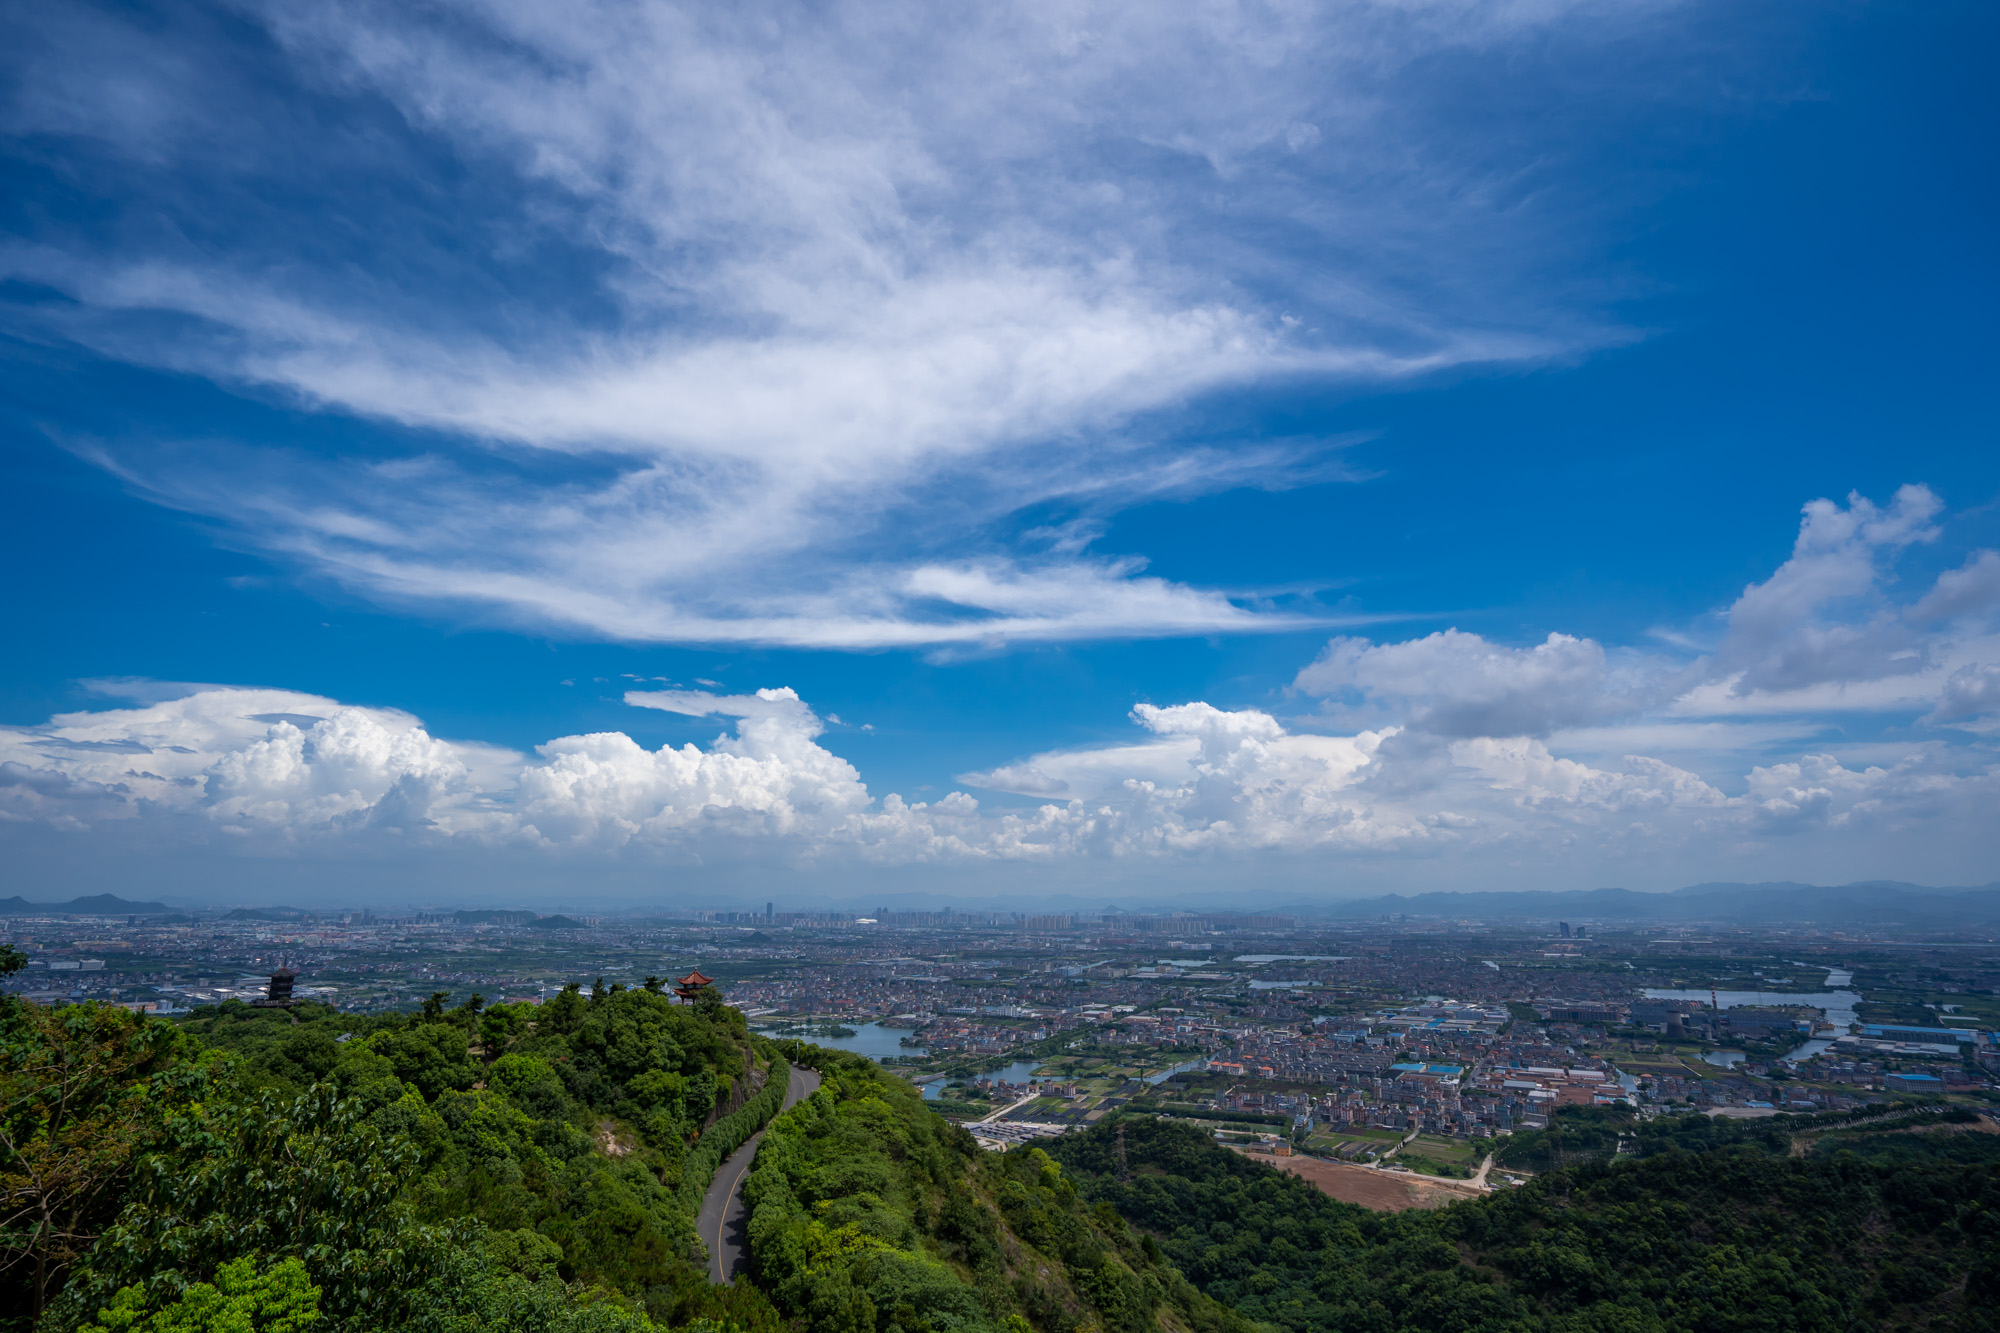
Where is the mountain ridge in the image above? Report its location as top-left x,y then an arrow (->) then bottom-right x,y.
0,893 -> 173,916
1315,880 -> 2000,925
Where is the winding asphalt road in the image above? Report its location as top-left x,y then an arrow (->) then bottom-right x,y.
699,1062 -> 821,1285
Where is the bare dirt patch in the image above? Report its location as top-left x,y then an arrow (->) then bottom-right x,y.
1247,1151 -> 1486,1212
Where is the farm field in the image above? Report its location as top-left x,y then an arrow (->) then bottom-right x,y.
1307,1128 -> 1402,1158
1407,1133 -> 1478,1162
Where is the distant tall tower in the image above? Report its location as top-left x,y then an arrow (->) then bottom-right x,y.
767,901 -> 774,920
1559,922 -> 1570,939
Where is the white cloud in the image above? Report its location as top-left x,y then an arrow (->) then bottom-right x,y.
1908,549 -> 2000,625
1230,485 -> 2000,879
4,0 -> 1697,646
963,737 -> 1201,801
515,734 -> 868,849
0,688 -> 518,841
1713,484 -> 1943,693
1928,662 -> 2000,728
4,674 -> 1996,888
965,701 -> 1411,854
7,489 -> 1996,887
1293,629 -> 1666,736
1296,487 -> 2000,745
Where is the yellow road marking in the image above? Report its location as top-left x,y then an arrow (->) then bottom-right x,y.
713,1069 -> 811,1281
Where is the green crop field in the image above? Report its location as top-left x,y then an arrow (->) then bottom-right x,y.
1408,1134 -> 1479,1163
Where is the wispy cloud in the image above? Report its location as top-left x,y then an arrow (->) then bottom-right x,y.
3,0 -> 1704,645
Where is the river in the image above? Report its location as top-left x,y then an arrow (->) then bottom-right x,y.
1143,1057 -> 1205,1085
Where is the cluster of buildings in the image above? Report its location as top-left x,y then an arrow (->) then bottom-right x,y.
1169,1001 -> 1634,1138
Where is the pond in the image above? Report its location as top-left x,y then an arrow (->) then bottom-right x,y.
762,1020 -> 927,1062
922,1058 -> 1046,1101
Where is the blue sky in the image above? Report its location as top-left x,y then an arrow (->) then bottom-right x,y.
2,0 -> 1996,908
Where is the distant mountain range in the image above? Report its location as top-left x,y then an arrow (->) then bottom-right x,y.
1321,881 -> 2000,927
0,893 -> 174,916
5,882 -> 1994,928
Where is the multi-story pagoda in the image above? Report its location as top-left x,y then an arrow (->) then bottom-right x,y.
672,969 -> 714,1003
251,966 -> 300,1008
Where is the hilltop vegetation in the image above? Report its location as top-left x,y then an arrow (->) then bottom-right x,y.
744,1044 -> 1241,1333
1046,1112 -> 2000,1332
0,981 -> 1237,1333
1,974 -> 789,1333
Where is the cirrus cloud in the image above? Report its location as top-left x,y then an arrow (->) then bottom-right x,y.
4,0 -> 1722,647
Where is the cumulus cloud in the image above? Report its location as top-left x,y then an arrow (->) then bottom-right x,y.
0,686 -> 883,854
1293,630 -> 1664,736
3,0 -> 1709,645
1713,484 -> 1943,693
1296,486 -> 2000,744
4,675 -> 1997,887
0,689 -> 518,842
1927,663 -> 2000,728
1216,483 -> 2000,883
956,692 -> 1996,866
966,701 -> 1408,853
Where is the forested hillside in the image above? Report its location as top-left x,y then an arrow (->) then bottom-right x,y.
743,1044 -> 1243,1333
1047,1114 -> 2000,1333
1,978 -> 1240,1333
0,970 -> 791,1333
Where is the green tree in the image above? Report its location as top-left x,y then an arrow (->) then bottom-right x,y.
50,1086 -> 458,1333
79,1255 -> 320,1333
0,1000 -> 196,1319
14,968 -> 787,1330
